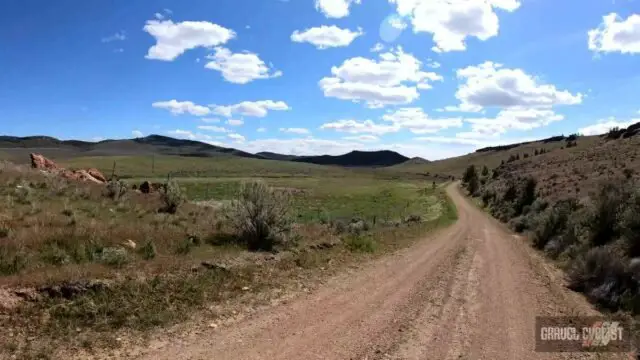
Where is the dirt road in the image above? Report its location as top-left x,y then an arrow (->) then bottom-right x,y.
139,183 -> 629,360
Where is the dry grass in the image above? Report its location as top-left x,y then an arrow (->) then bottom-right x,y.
0,160 -> 456,359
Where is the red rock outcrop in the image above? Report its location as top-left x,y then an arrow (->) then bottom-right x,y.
30,153 -> 59,170
30,153 -> 107,184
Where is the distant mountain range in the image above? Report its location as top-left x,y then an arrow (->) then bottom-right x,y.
0,135 -> 422,168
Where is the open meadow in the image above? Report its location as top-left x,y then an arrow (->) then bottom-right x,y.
0,154 -> 455,359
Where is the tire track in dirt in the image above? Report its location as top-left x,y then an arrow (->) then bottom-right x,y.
135,183 -> 631,360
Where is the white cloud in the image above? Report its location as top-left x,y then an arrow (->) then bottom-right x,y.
578,117 -> 638,136
291,26 -> 363,49
414,134 -> 537,147
370,43 -> 385,52
102,31 -> 126,43
464,108 -> 564,136
227,133 -> 246,142
166,129 -> 218,143
226,119 -> 244,126
315,0 -> 361,18
390,0 -> 520,52
152,100 -> 210,116
588,13 -> 640,54
91,136 -> 105,142
257,127 -> 267,132
280,127 -> 311,134
320,119 -> 400,135
132,130 -> 144,138
427,59 -> 441,68
382,107 -> 463,134
211,100 -> 290,117
154,13 -> 165,20
197,125 -> 229,133
114,48 -> 124,53
454,61 -> 583,111
144,20 -> 235,61
205,47 -> 282,84
201,117 -> 220,123
343,135 -> 380,142
319,47 -> 442,108
231,137 -> 464,160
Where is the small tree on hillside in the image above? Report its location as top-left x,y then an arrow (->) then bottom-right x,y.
462,165 -> 478,184
481,165 -> 489,177
462,165 -> 479,195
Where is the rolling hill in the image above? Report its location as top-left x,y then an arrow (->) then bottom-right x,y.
0,135 -> 411,168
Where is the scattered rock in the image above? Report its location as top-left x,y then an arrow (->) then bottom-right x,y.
242,286 -> 250,291
208,322 -> 218,329
87,168 -> 107,183
13,288 -> 41,302
201,261 -> 231,272
309,240 -> 341,250
38,280 -> 111,300
30,153 -> 106,184
122,239 -> 137,250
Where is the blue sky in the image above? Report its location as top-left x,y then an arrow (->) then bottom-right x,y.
1,0 -> 639,159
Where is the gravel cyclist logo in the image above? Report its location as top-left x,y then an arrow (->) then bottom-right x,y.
536,316 -> 631,352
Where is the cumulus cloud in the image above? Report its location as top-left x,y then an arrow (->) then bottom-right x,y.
370,43 -> 385,52
152,100 -> 211,116
343,135 -> 380,142
201,117 -> 220,123
227,133 -> 246,142
382,108 -> 463,134
588,13 -> 640,54
320,119 -> 400,135
280,127 -> 311,134
197,125 -> 228,133
454,61 -> 583,111
132,130 -> 144,138
463,108 -> 564,137
315,0 -> 361,18
319,47 -> 442,108
291,26 -> 363,49
102,31 -> 126,43
211,100 -> 290,117
205,47 -> 282,84
231,136 -> 464,160
390,0 -> 520,52
578,117 -> 639,136
144,20 -> 235,61
226,119 -> 244,126
257,127 -> 267,132
166,129 -> 224,146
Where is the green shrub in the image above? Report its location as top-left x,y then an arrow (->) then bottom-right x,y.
161,180 -> 184,214
620,190 -> 640,257
0,248 -> 27,275
98,247 -> 130,267
0,226 -> 10,238
41,243 -> 72,266
585,180 -> 628,247
344,234 -> 376,253
138,241 -> 157,260
105,179 -> 127,200
531,200 -> 575,250
481,190 -> 496,207
224,181 -> 292,251
567,247 -> 637,312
